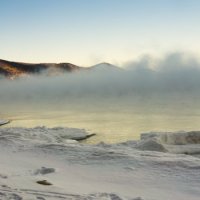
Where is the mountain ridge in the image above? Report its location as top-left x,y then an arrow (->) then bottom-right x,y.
0,59 -> 81,78
0,59 -> 121,78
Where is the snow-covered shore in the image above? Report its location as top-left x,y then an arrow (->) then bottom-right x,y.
0,127 -> 200,200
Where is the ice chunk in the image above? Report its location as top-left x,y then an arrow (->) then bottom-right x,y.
136,138 -> 167,152
0,126 -> 95,145
0,119 -> 10,126
34,167 -> 56,175
159,131 -> 200,145
141,131 -> 200,145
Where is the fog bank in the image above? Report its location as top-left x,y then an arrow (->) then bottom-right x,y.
1,52 -> 200,107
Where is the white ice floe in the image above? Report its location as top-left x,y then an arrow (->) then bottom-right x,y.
140,131 -> 200,155
0,126 -> 93,146
141,131 -> 200,145
0,119 -> 10,126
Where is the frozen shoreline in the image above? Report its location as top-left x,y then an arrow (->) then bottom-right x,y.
0,126 -> 200,199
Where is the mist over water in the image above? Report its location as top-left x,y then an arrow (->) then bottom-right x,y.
1,52 -> 200,143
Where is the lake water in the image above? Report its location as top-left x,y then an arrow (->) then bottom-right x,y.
1,97 -> 200,144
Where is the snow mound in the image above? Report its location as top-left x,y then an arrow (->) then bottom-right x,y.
1,126 -> 200,156
0,126 -> 93,146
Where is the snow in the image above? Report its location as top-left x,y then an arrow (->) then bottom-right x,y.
0,127 -> 200,199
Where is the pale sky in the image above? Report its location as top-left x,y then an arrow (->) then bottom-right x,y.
0,0 -> 200,66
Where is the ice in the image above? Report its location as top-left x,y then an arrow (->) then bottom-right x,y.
135,138 -> 168,152
141,131 -> 200,145
0,119 -> 10,126
34,167 -> 56,175
0,126 -> 94,146
140,131 -> 200,154
0,127 -> 200,199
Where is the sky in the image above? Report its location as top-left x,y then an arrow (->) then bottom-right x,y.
0,0 -> 200,66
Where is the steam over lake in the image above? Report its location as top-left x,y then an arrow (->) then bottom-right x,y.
1,53 -> 200,143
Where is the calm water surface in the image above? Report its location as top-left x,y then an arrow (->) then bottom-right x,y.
1,99 -> 200,143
